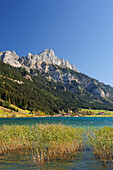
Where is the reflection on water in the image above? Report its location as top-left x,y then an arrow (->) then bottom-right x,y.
37,149 -> 108,170
0,117 -> 113,169
0,149 -> 111,170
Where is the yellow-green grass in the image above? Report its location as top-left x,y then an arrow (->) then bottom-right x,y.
88,127 -> 113,165
0,106 -> 34,118
82,109 -> 113,117
0,124 -> 84,164
10,104 -> 30,113
0,103 -> 46,118
84,114 -> 113,117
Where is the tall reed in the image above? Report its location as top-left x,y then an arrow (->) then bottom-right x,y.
88,127 -> 113,166
0,124 -> 84,164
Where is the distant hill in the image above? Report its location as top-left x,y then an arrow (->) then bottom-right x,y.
0,49 -> 113,114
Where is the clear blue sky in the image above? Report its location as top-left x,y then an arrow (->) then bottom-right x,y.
0,0 -> 113,86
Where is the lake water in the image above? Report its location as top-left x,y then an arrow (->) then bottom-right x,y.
0,117 -> 113,169
0,117 -> 113,128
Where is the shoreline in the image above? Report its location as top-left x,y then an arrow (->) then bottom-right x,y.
0,115 -> 113,118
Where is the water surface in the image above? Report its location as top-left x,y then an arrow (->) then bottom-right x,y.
0,117 -> 113,128
0,117 -> 113,169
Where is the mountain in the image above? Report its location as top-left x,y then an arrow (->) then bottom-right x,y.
0,49 -> 113,113
0,49 -> 78,72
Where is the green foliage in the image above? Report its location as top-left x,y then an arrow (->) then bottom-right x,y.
0,60 -> 113,114
0,100 -> 18,112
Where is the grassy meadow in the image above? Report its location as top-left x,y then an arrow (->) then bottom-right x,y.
0,99 -> 47,118
0,105 -> 32,118
81,108 -> 113,117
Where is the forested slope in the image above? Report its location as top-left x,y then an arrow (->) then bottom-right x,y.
0,60 -> 113,114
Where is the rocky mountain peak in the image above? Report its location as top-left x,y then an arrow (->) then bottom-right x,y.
27,52 -> 32,58
0,49 -> 78,72
44,49 -> 55,54
37,49 -> 78,72
0,50 -> 21,67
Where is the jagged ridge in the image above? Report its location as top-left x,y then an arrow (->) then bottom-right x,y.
0,49 -> 78,72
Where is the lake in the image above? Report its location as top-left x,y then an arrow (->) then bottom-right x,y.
0,117 -> 113,128
0,117 -> 113,169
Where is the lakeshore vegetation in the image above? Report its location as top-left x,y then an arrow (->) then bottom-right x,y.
88,127 -> 113,167
0,124 -> 113,167
0,124 -> 84,164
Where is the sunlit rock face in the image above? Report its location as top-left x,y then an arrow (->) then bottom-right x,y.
0,49 -> 78,72
0,51 -> 21,67
22,49 -> 78,72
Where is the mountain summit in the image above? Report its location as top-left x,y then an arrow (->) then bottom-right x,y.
0,51 -> 21,67
0,49 -> 78,72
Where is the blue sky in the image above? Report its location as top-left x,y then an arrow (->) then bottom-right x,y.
0,0 -> 113,86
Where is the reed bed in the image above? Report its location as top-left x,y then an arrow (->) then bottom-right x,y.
88,127 -> 113,166
0,124 -> 84,164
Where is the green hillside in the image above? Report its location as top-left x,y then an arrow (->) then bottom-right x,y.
0,60 -> 113,114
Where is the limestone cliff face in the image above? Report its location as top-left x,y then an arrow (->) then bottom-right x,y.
0,51 -> 21,67
23,49 -> 78,72
0,49 -> 78,72
41,63 -> 110,99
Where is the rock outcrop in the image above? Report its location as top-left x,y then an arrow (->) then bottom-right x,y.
0,49 -> 78,72
0,51 -> 21,67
